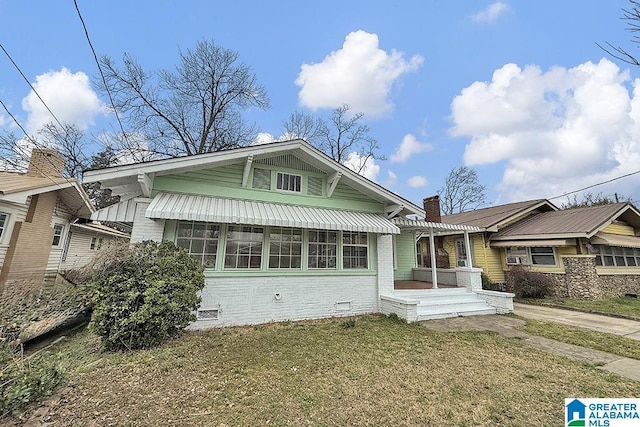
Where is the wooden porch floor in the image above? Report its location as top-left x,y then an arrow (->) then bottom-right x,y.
394,280 -> 457,290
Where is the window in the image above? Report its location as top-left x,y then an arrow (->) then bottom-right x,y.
224,226 -> 263,269
52,224 -> 64,246
276,172 -> 301,192
595,246 -> 640,267
343,231 -> 368,269
506,246 -> 556,266
269,227 -> 302,269
90,237 -> 104,250
176,221 -> 220,268
0,212 -> 8,239
308,230 -> 337,269
530,247 -> 556,265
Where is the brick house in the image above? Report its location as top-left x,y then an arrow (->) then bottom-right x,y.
0,149 -> 126,299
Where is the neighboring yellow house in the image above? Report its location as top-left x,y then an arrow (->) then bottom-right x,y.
420,199 -> 640,299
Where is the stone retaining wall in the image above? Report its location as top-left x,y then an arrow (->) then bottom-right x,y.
540,255 -> 640,300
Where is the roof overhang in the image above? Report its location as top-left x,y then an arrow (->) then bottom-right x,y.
146,192 -> 400,234
490,239 -> 573,247
1,180 -> 93,217
590,232 -> 640,248
82,139 -> 423,217
71,222 -> 130,238
391,218 -> 483,235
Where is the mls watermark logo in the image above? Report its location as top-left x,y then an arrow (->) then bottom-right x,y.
565,398 -> 640,427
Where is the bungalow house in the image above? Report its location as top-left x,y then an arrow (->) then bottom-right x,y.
420,197 -> 640,299
83,139 -> 513,327
0,149 -> 128,300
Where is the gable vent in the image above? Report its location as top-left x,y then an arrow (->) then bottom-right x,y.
255,154 -> 323,173
308,176 -> 323,196
252,168 -> 271,190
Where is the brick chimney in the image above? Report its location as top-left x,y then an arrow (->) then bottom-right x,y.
423,195 -> 441,223
26,149 -> 65,178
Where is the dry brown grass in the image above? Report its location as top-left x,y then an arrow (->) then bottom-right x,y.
8,315 -> 640,426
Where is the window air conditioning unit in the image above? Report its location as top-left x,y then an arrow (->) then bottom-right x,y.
506,256 -> 522,265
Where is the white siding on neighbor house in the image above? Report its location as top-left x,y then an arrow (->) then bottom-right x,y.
47,216 -> 71,273
0,201 -> 28,267
189,275 -> 378,329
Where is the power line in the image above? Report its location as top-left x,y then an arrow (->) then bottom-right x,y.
0,43 -> 67,131
548,169 -> 640,200
74,0 -> 130,145
0,99 -> 77,188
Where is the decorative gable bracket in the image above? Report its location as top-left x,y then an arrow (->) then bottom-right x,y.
385,204 -> 404,219
327,171 -> 342,198
241,154 -> 254,188
137,172 -> 154,198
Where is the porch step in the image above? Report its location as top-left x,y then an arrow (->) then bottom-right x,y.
409,288 -> 497,321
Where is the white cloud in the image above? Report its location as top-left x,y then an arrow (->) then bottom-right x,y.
390,134 -> 433,163
472,1 -> 510,24
295,30 -> 423,116
407,175 -> 428,188
450,58 -> 640,202
343,152 -> 380,181
385,170 -> 398,186
252,132 -> 275,145
22,67 -> 104,134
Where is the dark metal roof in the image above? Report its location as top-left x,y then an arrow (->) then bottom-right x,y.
494,203 -> 640,238
441,199 -> 555,229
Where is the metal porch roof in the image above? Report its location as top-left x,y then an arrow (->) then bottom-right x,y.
391,217 -> 483,233
146,192 -> 400,234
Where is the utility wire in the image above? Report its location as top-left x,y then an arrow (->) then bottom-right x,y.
548,169 -> 640,201
0,99 -> 77,188
74,0 -> 130,145
0,43 -> 67,131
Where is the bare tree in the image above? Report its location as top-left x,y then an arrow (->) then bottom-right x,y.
282,104 -> 384,174
98,39 -> 270,157
598,0 -> 640,66
38,123 -> 89,179
438,166 -> 487,215
560,192 -> 630,209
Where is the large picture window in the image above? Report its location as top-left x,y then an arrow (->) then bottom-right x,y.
343,231 -> 368,269
595,246 -> 640,267
269,227 -> 302,269
176,221 -> 220,268
224,226 -> 263,269
308,230 -> 337,269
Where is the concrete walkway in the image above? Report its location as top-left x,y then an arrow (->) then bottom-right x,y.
421,306 -> 640,382
514,303 -> 640,341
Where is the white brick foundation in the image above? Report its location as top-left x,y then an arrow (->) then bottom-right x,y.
189,274 -> 378,329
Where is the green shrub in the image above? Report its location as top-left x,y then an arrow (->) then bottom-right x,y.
1,322 -> 65,418
505,266 -> 555,299
481,273 -> 504,291
89,240 -> 205,351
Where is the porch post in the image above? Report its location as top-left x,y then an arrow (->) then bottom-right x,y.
429,227 -> 438,289
463,230 -> 473,267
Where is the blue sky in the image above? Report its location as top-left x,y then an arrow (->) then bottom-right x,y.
1,0 -> 639,208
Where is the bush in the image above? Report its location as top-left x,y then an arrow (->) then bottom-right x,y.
506,266 -> 555,299
0,322 -> 65,418
481,273 -> 504,291
89,240 -> 205,351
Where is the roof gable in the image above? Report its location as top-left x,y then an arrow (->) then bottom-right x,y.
441,199 -> 557,231
0,171 -> 93,217
494,203 -> 640,239
83,139 -> 423,217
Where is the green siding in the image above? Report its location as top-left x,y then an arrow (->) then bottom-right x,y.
394,231 -> 416,281
154,162 -> 384,213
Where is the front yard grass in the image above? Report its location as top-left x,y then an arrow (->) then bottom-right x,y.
5,315 -> 640,426
521,318 -> 640,360
519,296 -> 640,318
